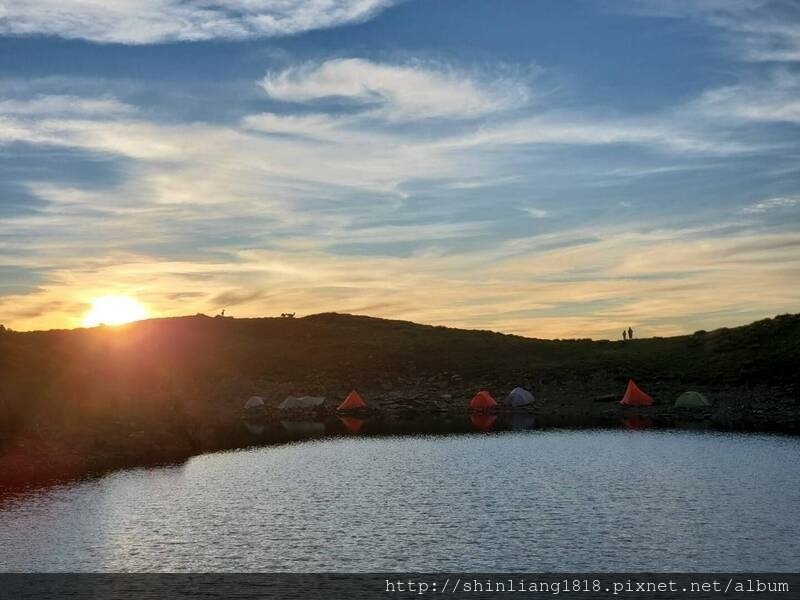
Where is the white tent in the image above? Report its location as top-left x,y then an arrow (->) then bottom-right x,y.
503,387 -> 535,407
243,395 -> 265,410
278,395 -> 327,410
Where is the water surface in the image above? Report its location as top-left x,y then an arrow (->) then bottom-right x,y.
0,430 -> 798,571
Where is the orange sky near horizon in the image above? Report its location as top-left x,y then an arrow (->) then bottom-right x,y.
3,224 -> 797,340
2,2 -> 799,340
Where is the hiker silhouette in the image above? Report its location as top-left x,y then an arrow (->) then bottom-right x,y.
623,330 -> 627,341
628,327 -> 633,340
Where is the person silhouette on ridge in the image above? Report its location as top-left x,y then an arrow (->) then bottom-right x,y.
628,326 -> 633,340
622,330 -> 627,341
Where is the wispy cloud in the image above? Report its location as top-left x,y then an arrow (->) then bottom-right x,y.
2,222 -> 798,339
520,206 -> 550,219
0,0 -> 399,44
440,113 -> 758,156
625,0 -> 800,62
2,52 -> 799,336
687,70 -> 800,123
743,196 -> 800,213
261,58 -> 531,121
0,94 -> 134,117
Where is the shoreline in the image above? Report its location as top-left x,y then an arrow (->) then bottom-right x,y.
1,391 -> 798,491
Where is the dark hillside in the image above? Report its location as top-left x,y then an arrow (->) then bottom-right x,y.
0,312 -> 798,484
1,312 -> 798,428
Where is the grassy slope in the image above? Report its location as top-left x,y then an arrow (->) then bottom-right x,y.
1,311 -> 798,430
0,312 -> 797,483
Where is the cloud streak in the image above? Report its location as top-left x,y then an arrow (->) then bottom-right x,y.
743,196 -> 800,213
688,70 -> 800,124
2,222 -> 798,339
0,0 -> 399,44
625,0 -> 800,62
261,58 -> 531,121
2,54 -> 799,337
0,94 -> 134,117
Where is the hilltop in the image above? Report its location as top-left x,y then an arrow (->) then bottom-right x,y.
2,311 -> 798,416
0,312 -> 798,484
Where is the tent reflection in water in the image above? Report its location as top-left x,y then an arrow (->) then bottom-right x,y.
674,391 -> 710,408
242,420 -> 265,436
504,413 -> 536,431
619,379 -> 654,406
470,413 -> 497,431
281,420 -> 327,437
469,390 -> 497,411
339,416 -> 366,434
622,416 -> 655,430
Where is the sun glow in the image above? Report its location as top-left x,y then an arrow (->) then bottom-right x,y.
82,296 -> 149,327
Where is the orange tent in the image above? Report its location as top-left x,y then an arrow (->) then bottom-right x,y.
469,390 -> 498,410
620,379 -> 654,406
337,389 -> 367,411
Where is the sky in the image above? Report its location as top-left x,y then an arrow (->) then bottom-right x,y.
0,0 -> 799,339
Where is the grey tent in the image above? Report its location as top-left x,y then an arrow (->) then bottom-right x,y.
674,391 -> 710,408
504,387 -> 535,407
243,395 -> 265,410
278,395 -> 327,411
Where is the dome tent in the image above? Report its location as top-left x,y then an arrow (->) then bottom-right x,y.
337,390 -> 367,411
243,396 -> 265,410
619,380 -> 653,406
674,391 -> 710,408
504,387 -> 535,407
469,390 -> 497,410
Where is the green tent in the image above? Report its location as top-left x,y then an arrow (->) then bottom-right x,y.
674,391 -> 710,408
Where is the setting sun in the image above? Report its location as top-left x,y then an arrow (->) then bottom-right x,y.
82,296 -> 149,327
